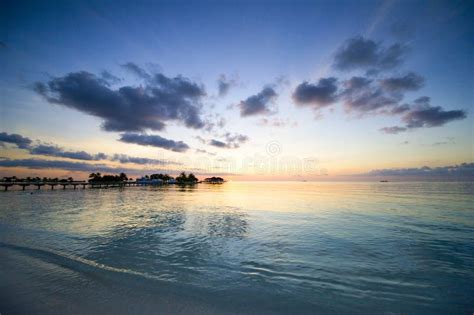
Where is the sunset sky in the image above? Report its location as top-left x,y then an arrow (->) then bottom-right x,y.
1,0 -> 472,180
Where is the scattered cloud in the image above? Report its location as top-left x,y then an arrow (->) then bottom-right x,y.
0,132 -> 32,149
217,74 -> 239,97
239,86 -> 278,116
380,126 -> 408,134
121,62 -> 151,80
275,75 -> 291,88
257,118 -> 298,128
402,104 -> 466,129
209,139 -> 227,148
208,133 -> 249,149
341,76 -> 400,115
110,154 -> 179,165
29,144 -> 106,161
119,133 -> 190,152
333,36 -> 408,72
34,66 -> 206,132
100,70 -> 122,85
390,104 -> 411,114
292,77 -> 338,111
195,149 -> 216,156
203,113 -> 227,132
429,137 -> 455,146
414,96 -> 430,105
380,72 -> 424,92
380,100 -> 466,134
195,135 -> 207,144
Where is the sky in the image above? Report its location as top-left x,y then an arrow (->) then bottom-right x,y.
0,0 -> 473,180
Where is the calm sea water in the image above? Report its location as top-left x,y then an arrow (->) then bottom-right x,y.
1,181 -> 473,314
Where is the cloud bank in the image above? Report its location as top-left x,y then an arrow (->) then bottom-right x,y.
0,158 -> 139,174
365,163 -> 474,177
0,132 -> 177,165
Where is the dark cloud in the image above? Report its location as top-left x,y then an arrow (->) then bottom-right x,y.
402,105 -> 466,129
380,98 -> 466,134
333,36 -> 408,72
29,144 -> 106,161
365,163 -> 474,177
110,154 -> 179,165
239,86 -> 278,116
380,72 -> 424,92
217,74 -> 238,97
414,96 -> 430,105
390,104 -> 411,114
292,77 -> 338,110
341,76 -> 400,114
379,126 -> 408,134
208,133 -> 249,149
35,67 -> 206,132
0,132 -> 32,149
119,133 -> 190,152
338,75 -> 467,132
209,139 -> 227,148
96,153 -> 108,160
342,76 -> 372,91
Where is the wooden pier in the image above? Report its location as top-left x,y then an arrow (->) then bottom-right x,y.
0,181 -> 139,191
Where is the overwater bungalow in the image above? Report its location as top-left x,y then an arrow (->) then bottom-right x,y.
203,177 -> 225,184
137,177 -> 164,185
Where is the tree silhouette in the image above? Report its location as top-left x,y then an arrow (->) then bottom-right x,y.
188,173 -> 198,183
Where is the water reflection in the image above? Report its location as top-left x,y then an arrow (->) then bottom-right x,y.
207,210 -> 248,239
1,182 -> 473,313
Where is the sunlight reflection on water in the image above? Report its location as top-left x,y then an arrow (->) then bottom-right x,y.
0,181 -> 473,313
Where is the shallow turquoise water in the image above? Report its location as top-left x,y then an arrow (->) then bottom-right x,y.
1,181 -> 473,314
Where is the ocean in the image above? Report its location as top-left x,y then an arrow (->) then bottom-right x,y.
1,181 -> 473,314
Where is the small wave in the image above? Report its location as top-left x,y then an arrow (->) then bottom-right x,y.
0,241 -> 164,283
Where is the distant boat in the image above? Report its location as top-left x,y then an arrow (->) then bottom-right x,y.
380,180 -> 389,182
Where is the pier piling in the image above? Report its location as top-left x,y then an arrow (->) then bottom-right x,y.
1,180 -> 142,191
